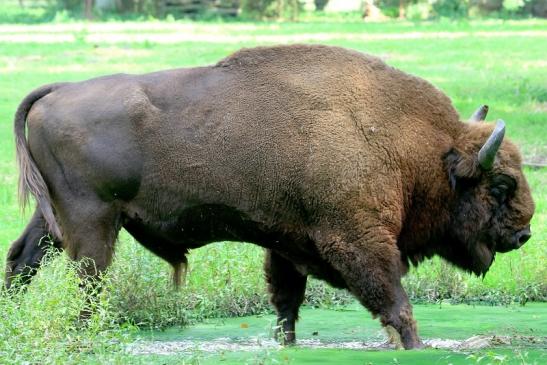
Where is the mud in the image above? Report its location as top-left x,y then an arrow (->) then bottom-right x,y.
127,335 -> 521,355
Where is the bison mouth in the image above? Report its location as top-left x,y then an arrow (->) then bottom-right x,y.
495,227 -> 532,253
435,238 -> 496,277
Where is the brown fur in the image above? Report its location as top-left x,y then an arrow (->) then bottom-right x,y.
7,45 -> 534,349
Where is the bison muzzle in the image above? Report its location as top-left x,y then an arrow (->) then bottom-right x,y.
5,45 -> 535,349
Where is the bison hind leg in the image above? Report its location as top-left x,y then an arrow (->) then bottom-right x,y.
5,208 -> 63,291
53,197 -> 122,284
264,249 -> 307,345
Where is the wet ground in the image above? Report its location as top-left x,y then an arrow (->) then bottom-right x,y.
123,303 -> 546,364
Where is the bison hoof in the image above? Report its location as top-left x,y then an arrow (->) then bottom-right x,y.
275,330 -> 296,346
403,338 -> 425,350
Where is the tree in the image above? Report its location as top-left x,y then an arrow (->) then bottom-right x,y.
399,0 -> 405,18
85,0 -> 94,19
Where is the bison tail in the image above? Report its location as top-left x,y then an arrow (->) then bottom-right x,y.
171,257 -> 188,290
14,83 -> 66,240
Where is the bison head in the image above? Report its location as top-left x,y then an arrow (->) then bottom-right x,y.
441,106 -> 535,276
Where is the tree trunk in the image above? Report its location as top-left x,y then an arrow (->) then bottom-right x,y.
137,0 -> 144,13
291,0 -> 298,21
399,0 -> 405,19
363,0 -> 388,21
277,0 -> 284,19
85,0 -> 94,20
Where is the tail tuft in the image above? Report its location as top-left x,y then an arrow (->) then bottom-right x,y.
171,257 -> 188,290
14,83 -> 67,240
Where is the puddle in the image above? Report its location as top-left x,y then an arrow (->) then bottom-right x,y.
127,335 -> 523,355
125,304 -> 547,357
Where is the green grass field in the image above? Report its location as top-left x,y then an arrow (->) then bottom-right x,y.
0,18 -> 546,364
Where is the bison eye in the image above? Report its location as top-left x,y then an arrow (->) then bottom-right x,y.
490,174 -> 516,204
491,185 -> 509,203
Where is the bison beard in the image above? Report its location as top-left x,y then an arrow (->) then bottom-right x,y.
5,45 -> 535,350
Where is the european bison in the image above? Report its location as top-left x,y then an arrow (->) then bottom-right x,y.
5,45 -> 534,349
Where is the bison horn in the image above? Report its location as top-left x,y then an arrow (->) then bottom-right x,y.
470,105 -> 489,122
478,119 -> 505,170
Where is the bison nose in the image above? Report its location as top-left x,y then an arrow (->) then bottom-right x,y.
515,226 -> 531,247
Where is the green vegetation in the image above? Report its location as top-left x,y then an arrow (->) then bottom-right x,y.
2,0 -> 546,23
0,19 -> 545,363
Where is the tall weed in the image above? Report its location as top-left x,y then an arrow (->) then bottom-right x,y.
0,254 -> 130,364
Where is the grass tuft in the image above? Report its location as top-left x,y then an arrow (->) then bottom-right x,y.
0,253 -> 131,363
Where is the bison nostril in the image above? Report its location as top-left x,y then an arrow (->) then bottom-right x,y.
516,227 -> 531,246
518,233 -> 531,245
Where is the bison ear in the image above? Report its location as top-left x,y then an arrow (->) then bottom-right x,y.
444,148 -> 480,190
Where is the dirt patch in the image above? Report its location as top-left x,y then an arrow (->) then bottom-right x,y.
0,30 -> 545,44
127,335 -> 533,355
523,152 -> 547,168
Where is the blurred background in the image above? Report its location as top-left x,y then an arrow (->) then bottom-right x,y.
3,0 -> 547,23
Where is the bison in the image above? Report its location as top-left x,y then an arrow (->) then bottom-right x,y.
5,45 -> 534,349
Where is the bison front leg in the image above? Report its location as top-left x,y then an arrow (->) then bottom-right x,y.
316,230 -> 423,350
264,249 -> 307,345
5,208 -> 63,290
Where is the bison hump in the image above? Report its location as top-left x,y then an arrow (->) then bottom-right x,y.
215,44 -> 386,72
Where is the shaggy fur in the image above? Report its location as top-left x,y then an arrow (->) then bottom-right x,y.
6,45 -> 535,349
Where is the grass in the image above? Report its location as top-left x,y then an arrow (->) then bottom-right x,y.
0,18 -> 545,364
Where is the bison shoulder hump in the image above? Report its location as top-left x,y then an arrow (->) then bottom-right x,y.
215,44 -> 386,71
